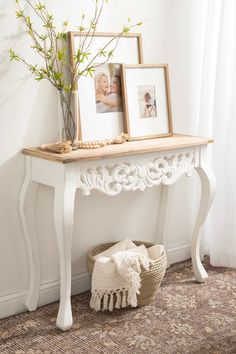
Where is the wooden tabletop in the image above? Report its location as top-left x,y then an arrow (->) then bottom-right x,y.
22,134 -> 213,163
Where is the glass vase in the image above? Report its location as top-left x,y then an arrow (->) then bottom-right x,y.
57,90 -> 78,143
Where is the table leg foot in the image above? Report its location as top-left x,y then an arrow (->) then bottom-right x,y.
193,264 -> 208,283
56,302 -> 73,331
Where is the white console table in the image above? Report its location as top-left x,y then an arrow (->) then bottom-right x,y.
19,134 -> 216,331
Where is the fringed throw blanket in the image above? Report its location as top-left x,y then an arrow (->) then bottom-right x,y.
90,239 -> 163,312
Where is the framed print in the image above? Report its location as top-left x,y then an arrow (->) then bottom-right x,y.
121,64 -> 173,140
68,32 -> 143,141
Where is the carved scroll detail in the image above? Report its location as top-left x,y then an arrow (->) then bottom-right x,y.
79,152 -> 195,196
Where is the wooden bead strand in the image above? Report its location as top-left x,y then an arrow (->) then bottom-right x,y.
40,133 -> 129,154
74,140 -> 109,149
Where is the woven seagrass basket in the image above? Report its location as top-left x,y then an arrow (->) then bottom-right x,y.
87,241 -> 167,307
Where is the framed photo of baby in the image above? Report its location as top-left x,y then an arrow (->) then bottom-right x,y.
122,64 -> 173,140
138,85 -> 157,119
68,32 -> 143,141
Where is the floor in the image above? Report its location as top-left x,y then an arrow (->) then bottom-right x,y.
0,257 -> 235,354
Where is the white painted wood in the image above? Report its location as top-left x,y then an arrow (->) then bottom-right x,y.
78,148 -> 196,196
19,143 -> 215,330
156,185 -> 170,266
19,157 -> 40,311
31,158 -> 60,187
191,147 -> 216,282
53,165 -> 77,331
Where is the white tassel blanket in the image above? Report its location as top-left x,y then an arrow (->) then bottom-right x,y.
90,239 -> 164,312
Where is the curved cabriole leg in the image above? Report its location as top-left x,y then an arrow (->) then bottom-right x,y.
192,161 -> 216,282
54,177 -> 76,331
156,185 -> 170,266
19,156 -> 40,311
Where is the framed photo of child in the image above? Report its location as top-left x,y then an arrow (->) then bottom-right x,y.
68,32 -> 143,141
121,64 -> 173,140
94,64 -> 123,115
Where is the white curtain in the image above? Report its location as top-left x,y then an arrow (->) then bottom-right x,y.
198,0 -> 236,268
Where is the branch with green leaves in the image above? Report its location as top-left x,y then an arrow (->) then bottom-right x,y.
10,0 -> 143,142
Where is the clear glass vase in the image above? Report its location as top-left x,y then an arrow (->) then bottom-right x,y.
57,90 -> 78,143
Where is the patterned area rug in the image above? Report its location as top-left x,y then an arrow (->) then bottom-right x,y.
0,258 -> 235,354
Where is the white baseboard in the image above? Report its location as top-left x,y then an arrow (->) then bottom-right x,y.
0,243 -> 191,320
0,289 -> 27,320
166,242 -> 191,267
0,271 -> 91,320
